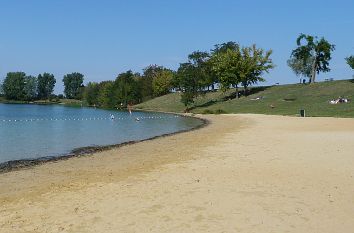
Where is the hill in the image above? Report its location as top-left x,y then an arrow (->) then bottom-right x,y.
135,79 -> 354,117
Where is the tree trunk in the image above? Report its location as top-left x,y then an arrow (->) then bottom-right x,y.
235,84 -> 239,99
310,60 -> 317,83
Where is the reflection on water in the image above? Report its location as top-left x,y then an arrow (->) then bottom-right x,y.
0,104 -> 202,163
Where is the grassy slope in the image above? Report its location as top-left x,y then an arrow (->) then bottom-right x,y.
135,79 -> 354,117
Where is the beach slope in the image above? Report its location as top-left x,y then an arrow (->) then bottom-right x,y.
1,114 -> 354,232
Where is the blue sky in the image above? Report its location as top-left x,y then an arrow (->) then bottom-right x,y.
0,0 -> 353,94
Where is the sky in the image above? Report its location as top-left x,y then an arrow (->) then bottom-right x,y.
0,0 -> 353,94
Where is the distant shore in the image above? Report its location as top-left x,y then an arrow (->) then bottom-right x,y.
1,114 -> 354,232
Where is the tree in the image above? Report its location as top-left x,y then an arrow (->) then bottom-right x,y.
97,81 -> 114,108
112,71 -> 141,107
210,43 -> 274,95
287,56 -> 314,81
290,34 -> 335,83
175,62 -> 205,107
37,73 -> 56,99
210,43 -> 242,93
2,72 -> 27,100
238,45 -> 274,93
212,41 -> 240,54
83,82 -> 100,106
141,65 -> 163,100
23,76 -> 37,101
188,51 -> 216,90
63,72 -> 84,99
152,69 -> 174,96
345,56 -> 354,70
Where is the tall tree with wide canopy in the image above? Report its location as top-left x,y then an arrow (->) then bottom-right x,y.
63,72 -> 84,99
152,69 -> 174,97
23,75 -> 38,101
37,73 -> 56,99
175,62 -> 205,107
112,71 -> 141,106
2,72 -> 27,100
83,82 -> 100,106
210,46 -> 242,92
141,65 -> 163,100
238,45 -> 274,93
210,42 -> 274,95
290,34 -> 335,83
188,51 -> 216,90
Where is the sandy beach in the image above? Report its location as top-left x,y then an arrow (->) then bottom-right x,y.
1,114 -> 354,233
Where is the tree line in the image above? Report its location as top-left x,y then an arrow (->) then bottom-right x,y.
0,71 -> 86,101
1,36 -> 353,107
0,72 -> 56,101
82,41 -> 275,108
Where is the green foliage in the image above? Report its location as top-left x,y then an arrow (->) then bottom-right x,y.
139,65 -> 174,98
83,82 -> 100,106
2,72 -> 27,100
81,71 -> 143,108
2,72 -> 40,101
188,51 -> 215,89
175,62 -> 206,107
210,42 -> 274,92
345,56 -> 354,70
152,69 -> 174,97
173,42 -> 273,107
63,72 -> 84,99
37,73 -> 56,99
1,72 -> 57,101
287,56 -> 313,79
290,34 -> 335,83
97,81 -> 114,108
23,76 -> 38,101
140,65 -> 161,100
112,71 -> 142,106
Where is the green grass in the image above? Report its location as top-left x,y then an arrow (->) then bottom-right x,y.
135,79 -> 354,117
0,97 -> 84,107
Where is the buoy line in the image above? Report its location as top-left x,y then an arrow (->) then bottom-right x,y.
0,115 -> 180,124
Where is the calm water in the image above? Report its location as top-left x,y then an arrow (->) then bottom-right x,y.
0,104 -> 202,164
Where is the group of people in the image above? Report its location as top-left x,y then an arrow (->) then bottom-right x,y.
330,97 -> 349,104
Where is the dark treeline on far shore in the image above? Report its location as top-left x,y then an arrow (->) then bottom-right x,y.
1,36 -> 353,108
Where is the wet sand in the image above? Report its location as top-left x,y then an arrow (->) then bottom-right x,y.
1,114 -> 354,232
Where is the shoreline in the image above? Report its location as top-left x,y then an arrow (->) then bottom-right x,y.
0,114 -> 207,174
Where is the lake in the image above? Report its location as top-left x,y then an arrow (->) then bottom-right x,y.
0,104 -> 203,165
